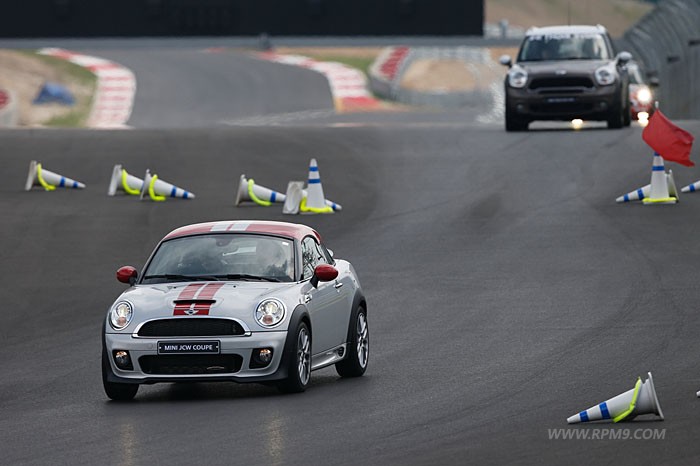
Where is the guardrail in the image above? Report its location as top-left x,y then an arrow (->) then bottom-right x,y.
616,0 -> 700,119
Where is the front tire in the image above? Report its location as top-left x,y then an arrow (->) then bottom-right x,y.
336,306 -> 369,377
102,348 -> 138,401
607,97 -> 625,129
505,106 -> 528,132
277,322 -> 311,393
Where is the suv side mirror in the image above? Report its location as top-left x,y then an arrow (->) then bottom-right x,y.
617,51 -> 632,64
117,266 -> 138,285
310,264 -> 338,288
499,54 -> 512,68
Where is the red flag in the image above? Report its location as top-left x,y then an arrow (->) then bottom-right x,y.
642,110 -> 695,167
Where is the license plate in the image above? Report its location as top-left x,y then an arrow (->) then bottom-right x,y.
547,97 -> 576,103
158,341 -> 220,354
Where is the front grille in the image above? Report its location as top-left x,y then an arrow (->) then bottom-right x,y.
529,77 -> 595,90
136,318 -> 246,337
139,355 -> 243,375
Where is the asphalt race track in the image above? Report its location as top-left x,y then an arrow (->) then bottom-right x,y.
2,48 -> 700,465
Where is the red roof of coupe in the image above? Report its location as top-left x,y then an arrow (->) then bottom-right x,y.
163,220 -> 321,242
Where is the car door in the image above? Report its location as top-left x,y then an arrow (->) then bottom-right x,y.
301,236 -> 349,354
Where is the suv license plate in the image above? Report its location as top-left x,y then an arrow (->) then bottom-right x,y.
158,341 -> 220,354
547,97 -> 576,103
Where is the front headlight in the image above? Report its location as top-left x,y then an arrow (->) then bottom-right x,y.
508,66 -> 528,88
636,87 -> 652,104
109,301 -> 133,330
595,65 -> 616,85
255,298 -> 286,328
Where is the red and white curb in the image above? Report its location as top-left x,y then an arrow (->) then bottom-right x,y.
38,48 -> 135,129
256,52 -> 381,112
370,46 -> 410,83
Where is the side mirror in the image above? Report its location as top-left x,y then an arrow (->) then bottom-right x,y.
499,54 -> 512,68
310,264 -> 338,288
617,51 -> 632,64
117,266 -> 138,285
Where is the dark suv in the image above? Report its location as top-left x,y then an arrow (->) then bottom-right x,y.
500,25 -> 632,131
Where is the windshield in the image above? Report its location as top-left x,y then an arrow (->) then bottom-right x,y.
518,33 -> 611,61
142,234 -> 295,283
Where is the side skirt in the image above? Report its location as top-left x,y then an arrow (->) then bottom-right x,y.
311,343 -> 347,371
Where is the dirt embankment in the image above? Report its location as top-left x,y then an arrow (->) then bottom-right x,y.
0,50 -> 92,126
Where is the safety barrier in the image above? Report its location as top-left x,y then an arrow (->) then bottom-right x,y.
616,0 -> 700,119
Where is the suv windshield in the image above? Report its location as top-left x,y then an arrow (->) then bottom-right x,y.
517,33 -> 611,62
142,234 -> 295,283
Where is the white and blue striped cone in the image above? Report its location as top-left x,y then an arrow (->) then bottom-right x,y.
567,372 -> 664,424
235,174 -> 286,206
139,169 -> 194,201
680,177 -> 700,193
107,164 -> 144,196
25,160 -> 85,191
301,158 -> 334,214
643,152 -> 676,205
616,171 -> 678,203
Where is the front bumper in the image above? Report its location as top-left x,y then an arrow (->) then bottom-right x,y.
506,83 -> 619,121
104,331 -> 288,384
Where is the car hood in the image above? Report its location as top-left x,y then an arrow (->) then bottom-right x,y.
111,281 -> 303,327
517,60 -> 610,74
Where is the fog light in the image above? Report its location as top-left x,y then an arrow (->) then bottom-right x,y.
113,350 -> 133,370
250,348 -> 274,369
571,119 -> 583,130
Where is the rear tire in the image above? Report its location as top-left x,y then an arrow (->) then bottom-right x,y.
336,306 -> 369,378
102,348 -> 138,401
277,322 -> 311,393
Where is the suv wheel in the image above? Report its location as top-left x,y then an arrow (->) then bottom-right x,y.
607,100 -> 624,129
505,106 -> 528,132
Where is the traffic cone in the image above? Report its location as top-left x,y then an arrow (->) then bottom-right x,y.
107,164 -> 143,196
616,171 -> 678,203
139,169 -> 194,201
283,181 -> 305,214
680,177 -> 700,193
643,152 -> 676,205
235,174 -> 286,206
25,160 -> 85,191
300,158 -> 334,214
567,372 -> 664,424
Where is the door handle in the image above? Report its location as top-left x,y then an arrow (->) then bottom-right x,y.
334,282 -> 344,289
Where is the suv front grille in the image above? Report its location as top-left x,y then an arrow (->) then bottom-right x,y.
136,318 -> 246,337
529,77 -> 595,91
139,355 -> 243,375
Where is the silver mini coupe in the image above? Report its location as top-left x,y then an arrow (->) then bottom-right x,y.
102,220 -> 368,400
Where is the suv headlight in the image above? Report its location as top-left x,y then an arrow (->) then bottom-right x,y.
595,65 -> 617,85
508,66 -> 528,88
255,299 -> 286,328
109,301 -> 133,330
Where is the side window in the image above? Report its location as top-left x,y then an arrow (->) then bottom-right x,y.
301,236 -> 328,280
